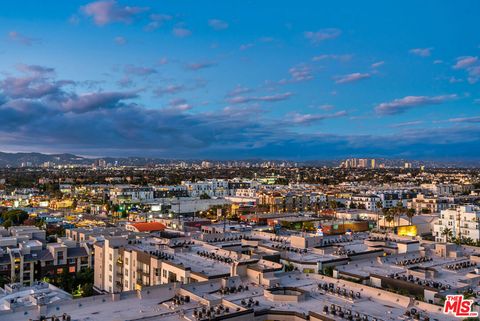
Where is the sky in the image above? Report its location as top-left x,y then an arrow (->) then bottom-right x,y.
0,0 -> 479,160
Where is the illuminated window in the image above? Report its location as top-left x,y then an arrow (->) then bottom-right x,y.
69,266 -> 76,273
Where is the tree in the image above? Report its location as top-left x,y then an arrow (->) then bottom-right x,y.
375,201 -> 383,232
323,266 -> 334,277
406,208 -> 416,225
1,209 -> 29,227
199,193 -> 211,200
329,200 -> 338,223
441,228 -> 453,243
384,209 -> 395,229
394,201 -> 405,227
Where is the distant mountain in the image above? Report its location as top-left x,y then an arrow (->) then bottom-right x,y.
0,152 -> 184,167
0,151 -> 478,168
0,152 -> 91,167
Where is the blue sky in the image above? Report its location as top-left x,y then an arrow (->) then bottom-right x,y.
0,0 -> 479,160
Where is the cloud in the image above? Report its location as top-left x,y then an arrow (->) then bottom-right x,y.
288,65 -> 313,82
319,104 -> 335,111
467,66 -> 480,84
289,111 -> 347,125
144,14 -> 172,32
2,65 -> 480,160
61,91 -> 138,113
8,31 -> 39,46
304,28 -> 341,44
371,61 -> 385,68
226,92 -> 293,105
124,65 -> 157,76
452,56 -> 480,84
334,72 -> 370,84
448,116 -> 480,123
409,48 -> 433,57
117,76 -> 133,88
453,56 -> 478,69
114,36 -> 127,45
158,57 -> 169,65
81,0 -> 148,25
449,76 -> 463,83
153,84 -> 186,96
0,64 -> 137,118
172,27 -> 191,38
390,121 -> 424,128
376,94 -> 457,115
185,62 -> 216,71
226,86 -> 253,97
16,64 -> 55,75
312,54 -> 352,62
0,65 -> 66,99
208,19 -> 229,30
167,98 -> 192,111
240,43 -> 254,51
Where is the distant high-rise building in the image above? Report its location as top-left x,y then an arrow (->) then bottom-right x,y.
94,159 -> 107,168
201,161 -> 212,168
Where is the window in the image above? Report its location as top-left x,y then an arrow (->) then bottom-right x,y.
69,266 -> 76,273
109,264 -> 112,272
125,258 -> 129,265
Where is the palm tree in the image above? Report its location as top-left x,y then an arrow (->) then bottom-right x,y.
406,208 -> 416,225
441,227 -> 453,243
329,199 -> 338,224
375,201 -> 383,232
381,207 -> 390,231
394,201 -> 405,227
385,209 -> 395,229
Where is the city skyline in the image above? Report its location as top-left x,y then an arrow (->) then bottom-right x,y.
0,1 -> 480,159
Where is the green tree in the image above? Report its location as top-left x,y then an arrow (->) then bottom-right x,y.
441,227 -> 453,243
375,201 -> 383,231
406,208 -> 416,225
199,193 -> 211,200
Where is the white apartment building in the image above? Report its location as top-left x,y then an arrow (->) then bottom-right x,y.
347,195 -> 380,211
182,179 -> 230,197
110,186 -> 155,203
408,193 -> 452,214
433,205 -> 480,242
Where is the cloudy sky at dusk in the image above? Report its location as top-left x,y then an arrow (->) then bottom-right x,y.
0,0 -> 479,160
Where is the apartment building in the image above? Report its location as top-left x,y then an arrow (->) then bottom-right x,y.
347,194 -> 380,211
94,236 -> 228,293
373,190 -> 416,208
408,193 -> 453,214
433,205 -> 480,242
93,234 -> 273,294
0,226 -> 91,286
182,179 -> 230,197
110,186 -> 155,204
257,190 -> 325,212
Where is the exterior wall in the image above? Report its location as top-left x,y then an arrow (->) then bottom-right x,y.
433,205 -> 480,242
